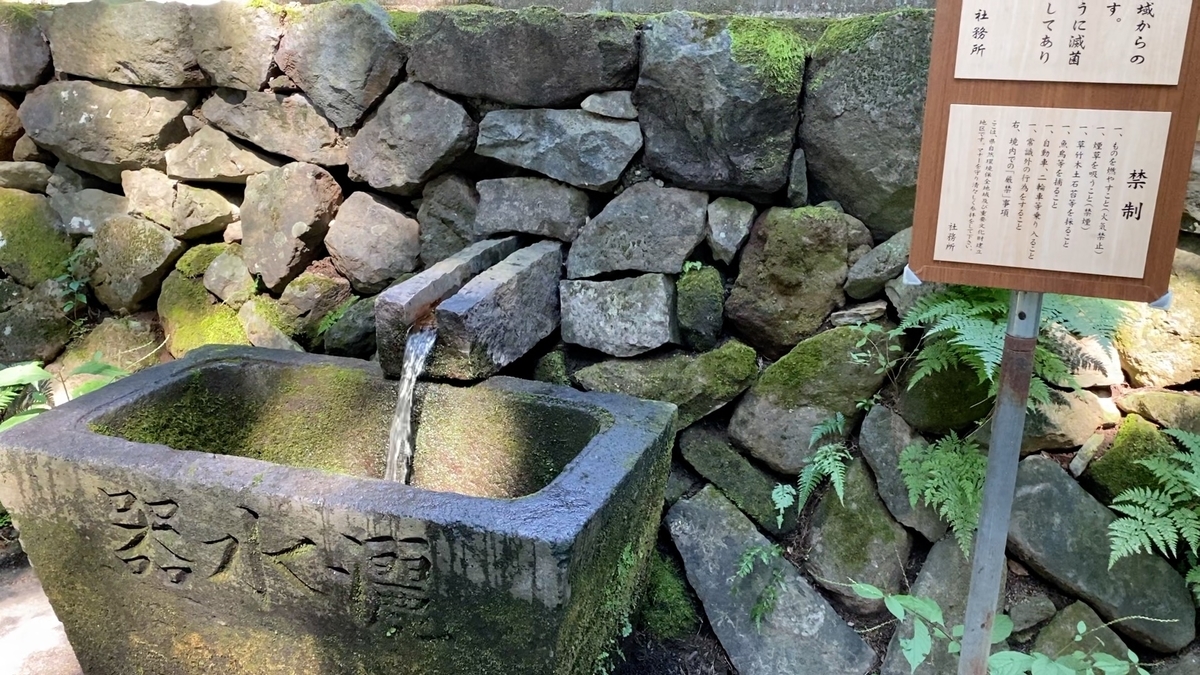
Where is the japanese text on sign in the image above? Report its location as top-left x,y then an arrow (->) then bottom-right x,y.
955,1 -> 1192,85
934,104 -> 1171,278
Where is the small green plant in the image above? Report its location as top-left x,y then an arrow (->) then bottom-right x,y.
850,321 -> 905,377
900,433 -> 988,557
898,286 -> 1125,409
54,244 -> 98,336
0,362 -> 54,431
1108,428 -> 1200,600
0,355 -> 130,432
851,581 -> 1150,674
681,260 -> 704,273
771,413 -> 852,528
316,296 -> 359,337
0,510 -> 11,529
728,544 -> 785,630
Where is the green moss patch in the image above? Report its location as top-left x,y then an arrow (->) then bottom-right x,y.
1085,413 -> 1176,503
754,325 -> 890,413
812,8 -> 928,59
175,243 -> 228,279
93,363 -> 393,478
157,271 -> 250,358
385,9 -> 419,38
0,188 -> 73,287
727,17 -> 809,96
637,550 -> 699,641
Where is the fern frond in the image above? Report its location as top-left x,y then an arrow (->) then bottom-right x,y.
1108,518 -> 1158,566
899,433 -> 987,557
1171,509 -> 1200,558
809,412 -> 847,449
1165,428 -> 1200,457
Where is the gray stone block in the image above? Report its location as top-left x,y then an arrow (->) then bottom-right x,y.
376,237 -> 520,378
429,241 -> 563,380
560,274 -> 679,357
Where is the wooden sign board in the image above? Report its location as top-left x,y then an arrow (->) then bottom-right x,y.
909,0 -> 1200,302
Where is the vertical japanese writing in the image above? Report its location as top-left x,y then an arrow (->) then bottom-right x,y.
1004,122 -> 1019,225
1041,1 -> 1057,63
972,7 -> 991,56
1132,2 -> 1153,64
1069,1 -> 1087,65
979,121 -> 997,254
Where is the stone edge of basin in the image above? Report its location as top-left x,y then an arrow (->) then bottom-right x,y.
0,345 -> 679,545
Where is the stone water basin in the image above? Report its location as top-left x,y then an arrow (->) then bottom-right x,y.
0,346 -> 675,675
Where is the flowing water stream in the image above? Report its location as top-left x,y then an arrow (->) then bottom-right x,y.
384,325 -> 437,483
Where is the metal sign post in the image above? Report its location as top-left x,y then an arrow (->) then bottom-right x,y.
957,291 -> 1043,675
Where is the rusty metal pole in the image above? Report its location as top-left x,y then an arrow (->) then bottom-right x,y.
958,290 -> 1043,675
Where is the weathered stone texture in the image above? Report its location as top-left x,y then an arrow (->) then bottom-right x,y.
19,81 -> 196,183
201,90 -> 348,166
276,1 -> 405,128
0,11 -> 52,91
325,192 -> 420,294
348,83 -> 476,196
45,1 -> 207,88
560,274 -> 679,357
636,12 -> 801,196
240,163 -> 343,293
165,126 -> 280,184
416,174 -> 480,267
475,177 -> 591,242
407,8 -> 638,107
191,3 -> 284,91
92,216 -> 185,313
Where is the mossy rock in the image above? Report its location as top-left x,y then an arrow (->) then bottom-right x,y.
533,346 -> 571,386
1084,413 -> 1176,503
676,265 -> 723,351
753,324 -> 889,413
0,188 -> 72,287
1032,602 -> 1129,664
175,243 -> 229,279
1117,390 -> 1200,436
157,270 -> 250,358
893,361 -> 992,434
678,426 -> 797,536
805,458 -> 911,613
574,339 -> 759,432
635,550 -> 700,641
59,316 -> 163,384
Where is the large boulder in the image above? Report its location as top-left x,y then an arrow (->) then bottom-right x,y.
0,280 -> 73,363
48,188 -> 129,237
190,2 -> 284,91
348,83 -> 476,196
801,10 -> 934,239
1117,247 -> 1200,387
1117,389 -> 1200,435
678,426 -> 797,536
57,316 -> 163,394
845,228 -> 911,299
91,216 -> 185,313
567,182 -> 707,278
1083,413 -> 1176,504
278,268 -> 353,344
725,206 -> 872,358
164,126 -> 280,184
427,241 -> 563,380
474,177 -> 590,242
667,487 -> 875,675
893,361 -> 992,434
560,274 -> 679,357
806,458 -> 912,613
0,188 -> 72,287
325,192 -> 420,294
574,339 -> 759,432
0,8 -> 52,91
859,405 -> 947,541
240,163 -> 343,293
122,169 -> 239,240
0,161 -> 52,193
1009,456 -> 1195,652
636,13 -> 803,197
19,81 -> 196,183
1045,325 -> 1124,388
729,325 -> 889,474
407,8 -> 637,107
973,389 -> 1105,455
158,268 -> 250,358
475,109 -> 641,192
276,1 -> 404,129
201,90 -> 348,166
416,174 -> 480,267
45,0 -> 207,88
